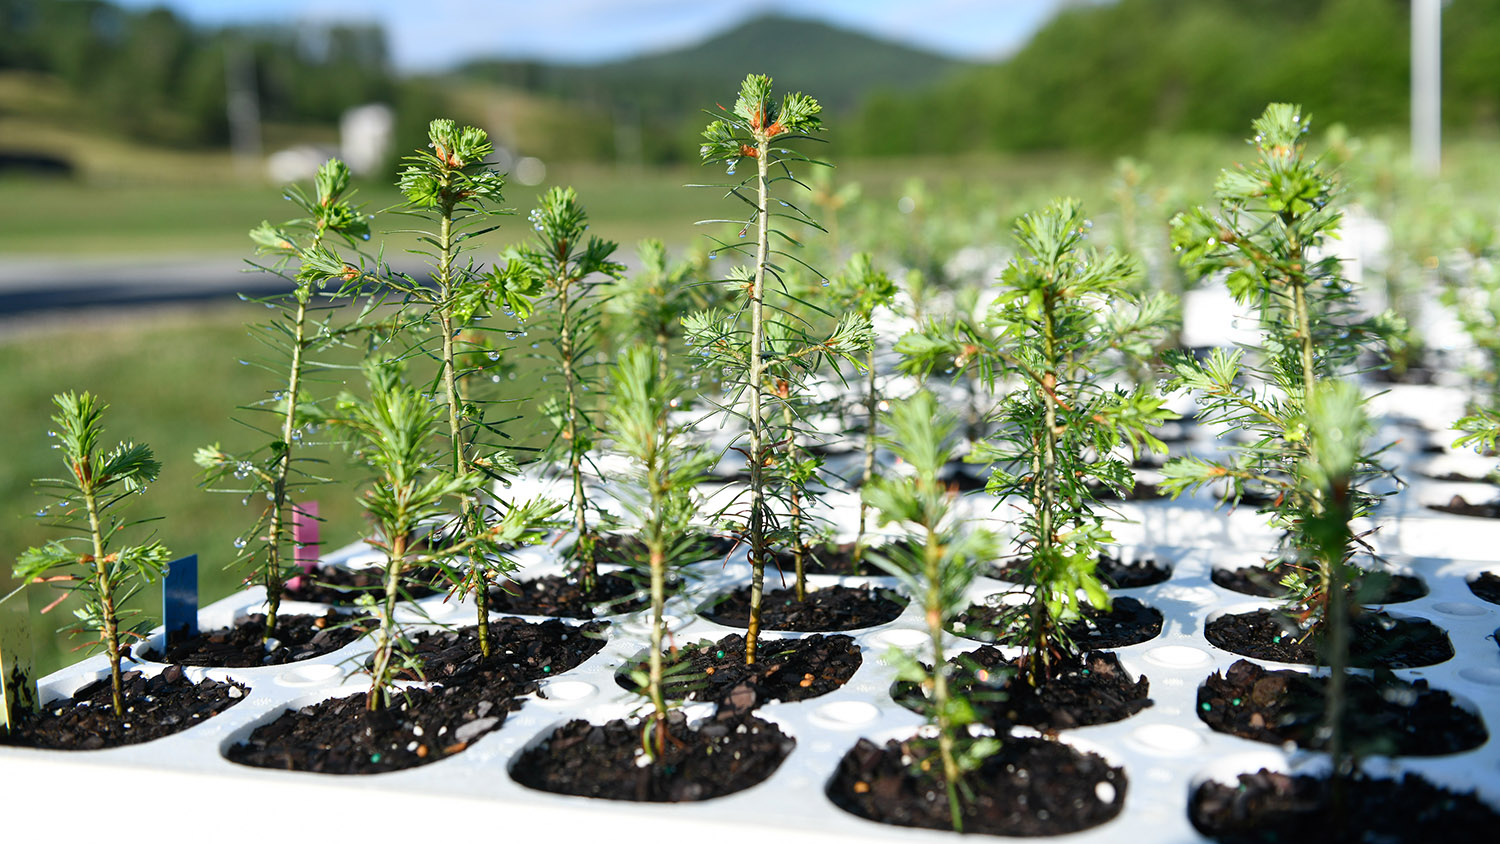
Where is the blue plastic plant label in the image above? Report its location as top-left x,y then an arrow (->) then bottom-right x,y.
0,590 -> 37,734
163,554 -> 200,643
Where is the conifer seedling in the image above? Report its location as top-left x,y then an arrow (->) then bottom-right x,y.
195,157 -> 372,643
16,393 -> 172,717
335,361 -> 522,711
1161,104 -> 1394,634
504,186 -> 625,593
900,199 -> 1175,685
686,73 -> 871,663
603,345 -> 714,758
379,119 -> 549,657
828,252 -> 898,566
863,391 -> 999,832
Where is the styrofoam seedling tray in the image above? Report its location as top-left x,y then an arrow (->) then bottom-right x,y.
7,530 -> 1498,843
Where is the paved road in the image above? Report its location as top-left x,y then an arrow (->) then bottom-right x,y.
0,255 -> 440,327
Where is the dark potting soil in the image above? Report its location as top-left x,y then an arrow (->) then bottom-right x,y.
893,647 -> 1152,731
989,554 -> 1173,589
511,711 -> 794,802
1427,494 -> 1500,519
136,610 -> 368,667
226,683 -> 521,774
1189,769 -> 1500,844
596,531 -> 740,567
1426,470 -> 1494,483
1211,566 -> 1427,603
828,735 -> 1126,836
1468,571 -> 1500,605
1199,659 -> 1486,756
488,571 -> 653,619
700,584 -> 908,631
284,563 -> 444,605
0,667 -> 246,750
1204,608 -> 1454,668
614,632 -> 861,704
952,596 -> 1164,649
390,618 -> 609,693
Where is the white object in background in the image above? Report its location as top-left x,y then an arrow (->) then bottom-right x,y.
340,103 -> 395,177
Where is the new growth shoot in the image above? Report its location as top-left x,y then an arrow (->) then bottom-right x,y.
688,73 -> 870,663
196,157 -> 371,643
603,346 -> 714,759
17,393 -> 172,717
864,391 -> 999,832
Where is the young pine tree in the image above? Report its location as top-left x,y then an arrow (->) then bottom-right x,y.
686,73 -> 870,663
335,362 -> 514,711
863,391 -> 999,832
1161,104 -> 1393,633
900,199 -> 1176,686
195,157 -> 371,643
16,393 -> 172,717
504,187 -> 625,593
602,345 -> 714,759
828,252 -> 898,565
381,119 -> 546,657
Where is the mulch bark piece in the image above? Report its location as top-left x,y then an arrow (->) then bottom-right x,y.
135,610 -> 368,667
511,711 -> 794,802
390,618 -> 609,694
893,648 -> 1151,730
1,667 -> 246,750
1204,608 -> 1454,668
1428,495 -> 1500,518
1198,659 -> 1486,756
828,734 -> 1126,836
1211,566 -> 1427,603
488,571 -> 654,619
952,595 -> 1163,649
615,632 -> 861,704
596,531 -> 740,566
226,682 -> 522,774
284,563 -> 444,605
990,554 -> 1172,589
700,584 -> 908,632
1468,571 -> 1500,605
1189,769 -> 1500,843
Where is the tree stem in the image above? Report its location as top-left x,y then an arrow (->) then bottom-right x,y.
559,279 -> 594,591
744,141 -> 771,665
855,342 -> 876,567
367,533 -> 407,712
84,485 -> 123,718
265,295 -> 309,643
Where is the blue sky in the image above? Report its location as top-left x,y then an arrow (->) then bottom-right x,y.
110,0 -> 1067,71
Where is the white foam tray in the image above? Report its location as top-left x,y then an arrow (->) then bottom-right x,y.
3,498 -> 1498,843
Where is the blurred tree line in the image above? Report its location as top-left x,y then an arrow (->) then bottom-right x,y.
0,0 -> 395,147
852,0 -> 1500,155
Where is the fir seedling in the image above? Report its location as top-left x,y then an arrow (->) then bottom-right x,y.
1161,104 -> 1393,632
380,119 -> 545,657
900,199 -> 1175,685
15,393 -> 172,717
1297,382 -> 1372,795
687,73 -> 871,663
505,187 -> 625,592
603,346 -> 714,758
863,391 -> 999,832
195,158 -> 371,643
335,362 -> 511,711
828,252 -> 898,566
